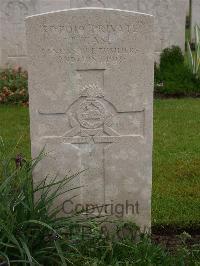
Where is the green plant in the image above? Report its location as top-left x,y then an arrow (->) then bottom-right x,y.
187,25 -> 200,78
0,67 -> 28,105
160,46 -> 184,70
0,139 -> 199,265
0,138 -> 88,265
155,46 -> 200,97
69,226 -> 200,265
1,100 -> 200,231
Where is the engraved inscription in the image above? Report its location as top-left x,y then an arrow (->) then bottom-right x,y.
39,19 -> 149,65
42,23 -> 138,35
40,46 -> 138,65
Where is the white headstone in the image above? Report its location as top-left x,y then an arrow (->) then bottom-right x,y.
0,0 -> 70,68
70,0 -> 137,10
138,0 -> 187,60
26,8 -> 154,229
186,0 -> 190,16
0,0 -> 38,68
0,0 -> 187,68
39,0 -> 70,13
71,0 -> 187,61
191,0 -> 200,40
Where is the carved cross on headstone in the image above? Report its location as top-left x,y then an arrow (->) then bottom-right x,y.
39,70 -> 144,207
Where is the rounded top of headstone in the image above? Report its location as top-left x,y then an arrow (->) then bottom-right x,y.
25,7 -> 153,20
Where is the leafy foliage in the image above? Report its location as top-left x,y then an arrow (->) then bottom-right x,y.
0,139 -> 199,265
0,138 -> 87,265
0,67 -> 28,105
160,46 -> 184,69
186,25 -> 200,78
155,46 -> 200,97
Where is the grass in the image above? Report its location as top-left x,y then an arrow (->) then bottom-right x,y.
153,99 -> 200,228
0,99 -> 200,228
0,105 -> 30,158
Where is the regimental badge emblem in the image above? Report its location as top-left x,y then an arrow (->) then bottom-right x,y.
77,100 -> 106,129
65,84 -> 119,138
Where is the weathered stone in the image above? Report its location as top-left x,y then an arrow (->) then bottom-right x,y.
138,0 -> 187,60
191,0 -> 200,40
70,0 -> 137,10
0,0 -> 70,68
0,0 -> 187,68
71,0 -> 187,60
26,8 -> 154,229
39,0 -> 70,13
0,0 -> 38,68
186,0 -> 190,16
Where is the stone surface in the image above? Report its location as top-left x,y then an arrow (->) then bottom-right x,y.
0,0 -> 70,68
191,0 -> 200,40
71,0 -> 187,60
39,0 -> 70,13
186,0 -> 190,16
0,0 -> 38,68
1,0 -> 187,68
70,0 -> 137,9
138,0 -> 187,60
26,8 -> 154,229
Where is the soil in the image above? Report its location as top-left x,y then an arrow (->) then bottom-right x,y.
151,225 -> 200,250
